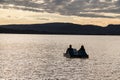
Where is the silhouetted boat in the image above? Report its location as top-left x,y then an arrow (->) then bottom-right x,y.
64,45 -> 89,58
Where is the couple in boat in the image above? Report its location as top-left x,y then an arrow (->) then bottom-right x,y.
64,45 -> 89,58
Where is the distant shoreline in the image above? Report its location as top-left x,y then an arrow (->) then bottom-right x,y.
1,33 -> 120,36
0,23 -> 120,35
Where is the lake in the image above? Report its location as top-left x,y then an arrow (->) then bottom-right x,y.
0,34 -> 120,80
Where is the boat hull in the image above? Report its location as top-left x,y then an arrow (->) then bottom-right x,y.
63,53 -> 89,59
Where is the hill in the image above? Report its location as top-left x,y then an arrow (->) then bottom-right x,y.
0,23 -> 120,35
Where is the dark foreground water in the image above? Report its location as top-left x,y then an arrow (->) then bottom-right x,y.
0,34 -> 120,80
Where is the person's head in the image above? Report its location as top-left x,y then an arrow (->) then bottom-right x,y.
81,45 -> 84,49
69,44 -> 72,48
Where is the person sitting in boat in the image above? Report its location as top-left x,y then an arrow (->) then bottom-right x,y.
66,45 -> 74,57
78,45 -> 88,58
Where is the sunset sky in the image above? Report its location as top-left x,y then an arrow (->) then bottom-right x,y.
0,0 -> 120,26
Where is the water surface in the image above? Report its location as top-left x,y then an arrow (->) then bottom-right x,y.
0,34 -> 120,80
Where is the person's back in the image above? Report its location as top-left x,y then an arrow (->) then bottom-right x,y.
78,45 -> 86,55
66,45 -> 74,57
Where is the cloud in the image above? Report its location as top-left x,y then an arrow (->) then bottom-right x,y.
79,13 -> 115,18
0,0 -> 120,18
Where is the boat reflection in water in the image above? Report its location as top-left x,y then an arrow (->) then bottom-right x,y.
64,45 -> 89,58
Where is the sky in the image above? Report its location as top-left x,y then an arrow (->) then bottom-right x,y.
0,0 -> 120,26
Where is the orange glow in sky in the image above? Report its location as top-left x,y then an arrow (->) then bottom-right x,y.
0,8 -> 120,27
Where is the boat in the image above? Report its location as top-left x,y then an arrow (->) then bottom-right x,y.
64,45 -> 89,58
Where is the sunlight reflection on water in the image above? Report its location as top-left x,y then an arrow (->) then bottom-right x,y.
0,34 -> 120,80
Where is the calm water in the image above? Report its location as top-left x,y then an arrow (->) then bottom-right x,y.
0,34 -> 120,80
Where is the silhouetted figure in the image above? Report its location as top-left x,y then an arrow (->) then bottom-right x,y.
66,45 -> 74,57
78,45 -> 89,58
80,45 -> 85,51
